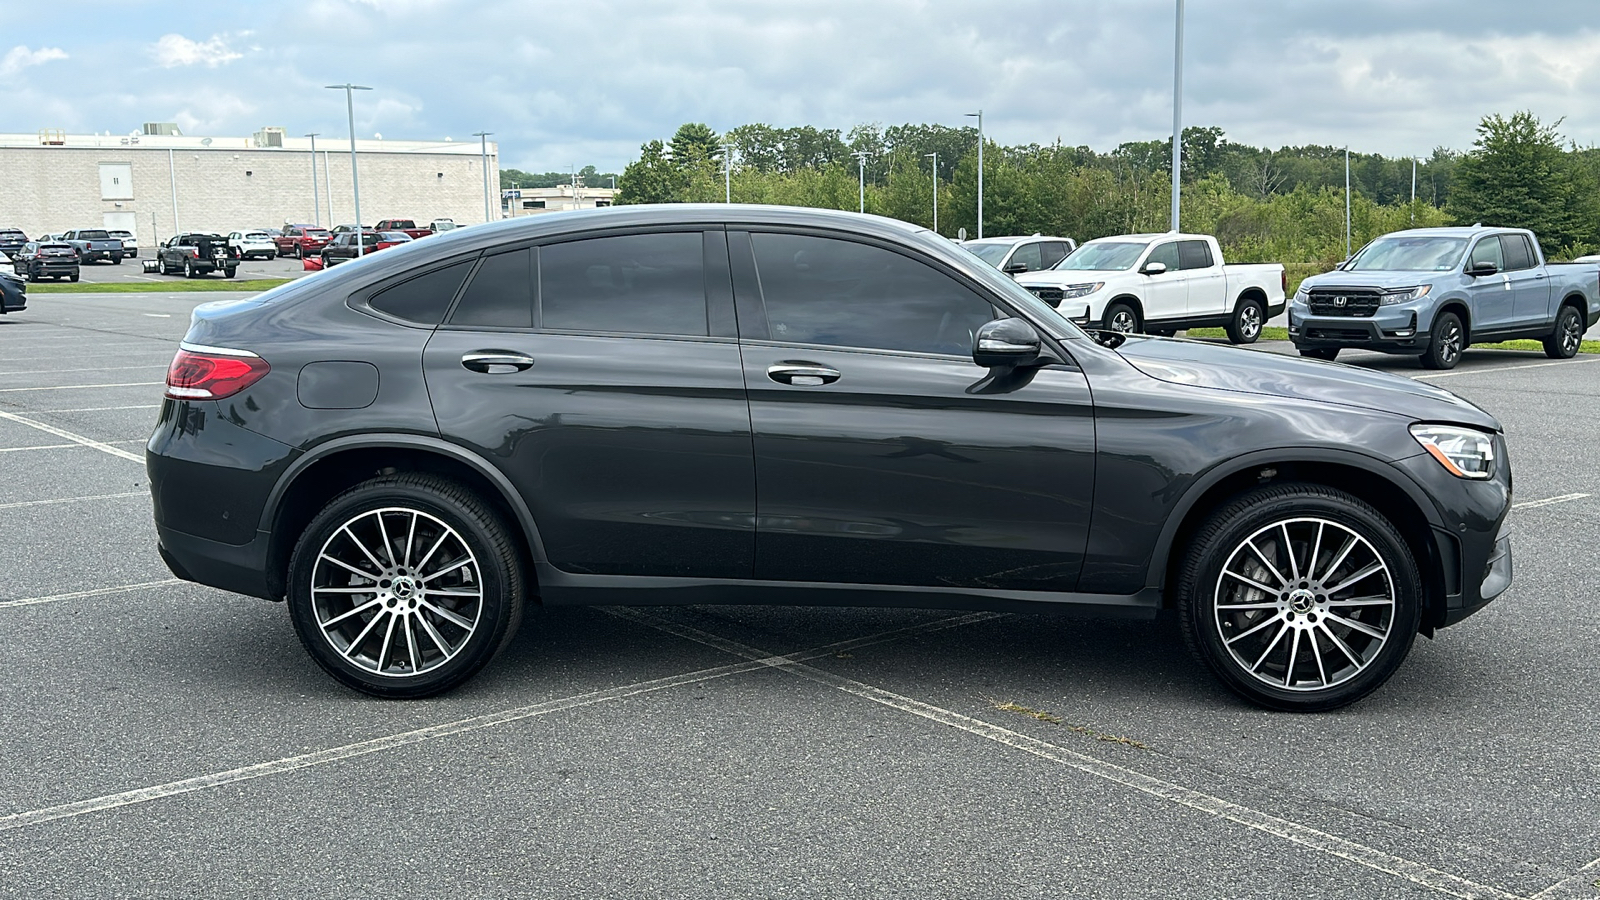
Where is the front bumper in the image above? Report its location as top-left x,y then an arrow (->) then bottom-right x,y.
1394,448 -> 1513,629
1289,304 -> 1431,355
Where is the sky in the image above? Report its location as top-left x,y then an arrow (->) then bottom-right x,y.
5,0 -> 1600,173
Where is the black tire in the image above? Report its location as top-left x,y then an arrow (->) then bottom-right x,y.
1147,327 -> 1177,337
1420,311 -> 1465,370
68,272 -> 79,283
112,255 -> 122,265
1177,483 -> 1422,712
224,266 -> 237,279
286,474 -> 527,698
26,267 -> 38,283
1225,296 -> 1267,344
1544,304 -> 1583,359
183,259 -> 195,278
267,252 -> 277,260
1298,347 -> 1339,362
1103,301 -> 1141,334
295,244 -> 304,259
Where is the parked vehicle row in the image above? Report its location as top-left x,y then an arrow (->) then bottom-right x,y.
320,231 -> 414,266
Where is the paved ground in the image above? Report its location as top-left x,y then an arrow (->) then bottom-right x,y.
23,253 -> 315,285
2,291 -> 1598,899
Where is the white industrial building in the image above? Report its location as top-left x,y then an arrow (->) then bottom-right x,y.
0,125 -> 499,248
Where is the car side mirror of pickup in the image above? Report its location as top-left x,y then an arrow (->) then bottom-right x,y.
1141,261 -> 1168,275
1001,261 -> 1029,275
1467,260 -> 1499,277
973,317 -> 1043,369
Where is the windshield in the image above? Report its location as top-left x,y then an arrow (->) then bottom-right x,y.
1345,236 -> 1468,272
961,241 -> 1016,266
1056,242 -> 1147,271
80,230 -> 110,240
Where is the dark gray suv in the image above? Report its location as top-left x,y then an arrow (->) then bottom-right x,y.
147,205 -> 1513,711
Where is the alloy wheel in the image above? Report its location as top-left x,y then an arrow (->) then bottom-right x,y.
1239,305 -> 1262,339
1108,309 -> 1136,332
1438,320 -> 1462,366
1562,312 -> 1582,355
1212,517 -> 1395,692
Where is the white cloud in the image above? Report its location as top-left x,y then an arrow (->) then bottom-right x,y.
0,46 -> 68,77
151,34 -> 243,68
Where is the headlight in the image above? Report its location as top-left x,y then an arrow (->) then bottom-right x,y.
1293,285 -> 1309,300
1060,282 -> 1103,299
1382,285 -> 1432,305
1410,424 -> 1495,479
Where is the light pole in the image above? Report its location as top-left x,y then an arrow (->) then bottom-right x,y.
925,151 -> 938,234
1345,147 -> 1352,259
323,149 -> 334,226
167,148 -> 179,234
473,132 -> 493,223
853,151 -> 870,213
305,133 -> 321,227
720,143 -> 734,203
1410,157 -> 1418,225
325,83 -> 372,256
1170,0 -> 1185,232
964,110 -> 983,238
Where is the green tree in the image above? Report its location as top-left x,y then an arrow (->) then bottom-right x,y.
669,123 -> 722,167
1446,111 -> 1599,252
616,140 -> 685,205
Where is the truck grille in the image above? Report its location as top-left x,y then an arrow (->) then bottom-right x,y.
1026,286 -> 1064,307
1307,289 -> 1381,317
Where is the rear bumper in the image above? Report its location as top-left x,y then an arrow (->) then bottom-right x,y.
27,260 -> 79,276
157,524 -> 277,601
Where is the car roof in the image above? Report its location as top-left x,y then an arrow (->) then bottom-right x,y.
1373,226 -> 1523,238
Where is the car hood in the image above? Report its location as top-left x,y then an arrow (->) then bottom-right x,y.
1113,336 -> 1499,430
1298,269 -> 1448,291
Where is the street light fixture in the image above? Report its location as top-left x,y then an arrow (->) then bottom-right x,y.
305,132 -> 321,227
964,110 -> 983,239
473,132 -> 493,223
925,151 -> 938,234
325,83 -> 372,257
853,150 -> 870,214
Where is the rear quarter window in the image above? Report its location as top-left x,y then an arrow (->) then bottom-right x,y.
367,260 -> 474,325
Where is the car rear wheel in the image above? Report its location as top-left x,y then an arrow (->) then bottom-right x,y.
1226,296 -> 1266,344
1177,483 -> 1421,712
1544,304 -> 1583,359
1420,311 -> 1464,370
183,259 -> 194,278
1298,347 -> 1338,361
68,272 -> 78,283
287,474 -> 527,698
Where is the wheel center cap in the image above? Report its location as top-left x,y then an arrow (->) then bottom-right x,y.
1288,588 -> 1316,614
392,577 -> 417,600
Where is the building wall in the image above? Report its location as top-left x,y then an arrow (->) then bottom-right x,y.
0,144 -> 498,246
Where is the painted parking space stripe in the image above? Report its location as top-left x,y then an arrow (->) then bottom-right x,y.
0,491 -> 146,511
0,381 -> 164,394
1511,493 -> 1589,510
0,613 -> 995,831
0,411 -> 143,462
0,364 -> 169,377
1414,358 -> 1600,380
13,405 -> 161,414
0,579 -> 182,610
608,608 -> 1531,900
0,440 -> 144,454
1531,855 -> 1600,899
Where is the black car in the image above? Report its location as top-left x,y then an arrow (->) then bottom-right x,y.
11,241 -> 80,282
147,205 -> 1513,711
0,270 -> 25,314
319,231 -> 381,265
156,233 -> 239,278
0,228 -> 26,259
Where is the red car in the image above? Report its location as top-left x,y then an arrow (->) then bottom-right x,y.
373,219 -> 432,240
274,225 -> 332,259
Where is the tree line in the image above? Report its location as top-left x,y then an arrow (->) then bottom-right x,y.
599,111 -> 1600,266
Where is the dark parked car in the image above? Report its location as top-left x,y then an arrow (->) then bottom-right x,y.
0,228 -> 27,259
157,233 -> 239,278
148,206 -> 1513,711
0,270 -> 25,314
11,241 -> 80,282
319,231 -> 383,265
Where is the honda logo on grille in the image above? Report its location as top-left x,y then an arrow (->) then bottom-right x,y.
1332,296 -> 1347,307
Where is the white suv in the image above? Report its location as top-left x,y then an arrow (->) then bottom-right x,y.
228,230 -> 278,260
107,230 -> 139,258
961,235 -> 1076,275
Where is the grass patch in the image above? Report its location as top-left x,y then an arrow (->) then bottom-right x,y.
992,701 -> 1148,749
1184,326 -> 1290,341
29,278 -> 293,294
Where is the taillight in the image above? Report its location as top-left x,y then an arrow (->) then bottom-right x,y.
165,347 -> 270,400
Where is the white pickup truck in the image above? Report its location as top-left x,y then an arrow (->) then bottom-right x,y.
1014,232 -> 1286,344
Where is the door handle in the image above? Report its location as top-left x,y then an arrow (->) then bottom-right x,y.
767,363 -> 841,386
461,351 -> 535,373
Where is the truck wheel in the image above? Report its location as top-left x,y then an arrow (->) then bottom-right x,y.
1420,312 -> 1465,370
224,266 -> 237,279
1299,348 -> 1338,361
183,259 -> 195,278
1226,297 -> 1267,344
68,272 -> 79,283
112,255 -> 123,265
1543,304 -> 1583,359
1103,301 -> 1141,334
268,252 -> 277,260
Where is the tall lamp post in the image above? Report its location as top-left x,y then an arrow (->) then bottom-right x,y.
925,151 -> 939,234
964,110 -> 983,238
720,143 -> 734,203
305,132 -> 321,227
853,151 -> 870,213
473,131 -> 493,223
1170,0 -> 1185,232
325,83 -> 372,256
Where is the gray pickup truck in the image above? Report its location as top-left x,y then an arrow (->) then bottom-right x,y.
1289,226 -> 1600,369
59,229 -> 125,265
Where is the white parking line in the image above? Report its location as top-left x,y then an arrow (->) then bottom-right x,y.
1415,358 -> 1600,379
15,405 -> 160,414
1512,494 -> 1590,510
0,381 -> 164,393
0,364 -> 169,377
0,440 -> 144,454
1532,856 -> 1600,899
609,608 -> 1529,900
0,491 -> 146,511
0,411 -> 142,462
0,579 -> 182,610
0,613 -> 993,832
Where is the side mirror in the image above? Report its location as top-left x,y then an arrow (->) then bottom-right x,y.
1001,261 -> 1029,275
973,317 -> 1043,368
1467,260 -> 1498,277
1141,261 -> 1168,276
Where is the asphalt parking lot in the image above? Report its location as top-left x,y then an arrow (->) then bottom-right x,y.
47,252 -> 315,285
2,291 -> 1598,899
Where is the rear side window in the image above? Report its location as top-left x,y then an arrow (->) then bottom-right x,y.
368,260 -> 473,325
1040,241 -> 1070,268
1498,234 -> 1533,271
1178,240 -> 1214,270
450,249 -> 533,328
540,232 -> 708,335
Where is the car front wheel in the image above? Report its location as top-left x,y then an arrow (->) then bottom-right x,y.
1421,311 -> 1465,370
1103,301 -> 1140,334
1177,483 -> 1421,712
286,474 -> 527,698
1544,304 -> 1583,359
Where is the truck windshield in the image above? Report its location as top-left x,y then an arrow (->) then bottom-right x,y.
1346,236 -> 1467,272
1055,242 -> 1147,271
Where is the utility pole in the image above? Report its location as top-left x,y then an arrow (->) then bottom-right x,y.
964,110 -> 983,238
1170,0 -> 1185,232
853,151 -> 870,213
306,133 -> 321,227
167,148 -> 179,234
925,151 -> 939,234
1345,147 -> 1352,259
720,143 -> 734,203
325,83 -> 372,256
474,132 -> 493,223
1410,157 -> 1417,225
